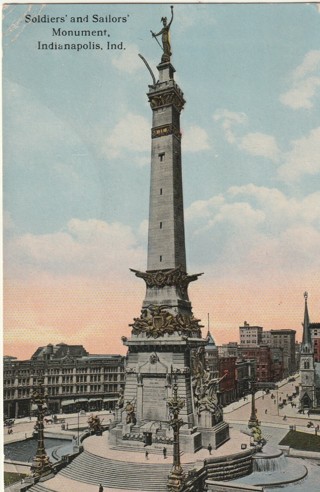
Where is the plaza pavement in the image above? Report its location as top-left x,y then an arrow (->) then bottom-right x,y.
4,376 -> 320,492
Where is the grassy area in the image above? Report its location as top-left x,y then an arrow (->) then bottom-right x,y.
4,471 -> 28,486
279,430 -> 320,452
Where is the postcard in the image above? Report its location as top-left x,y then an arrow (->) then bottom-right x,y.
3,3 -> 320,492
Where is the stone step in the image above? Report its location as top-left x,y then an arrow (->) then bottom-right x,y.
58,450 -> 172,491
57,450 -> 197,491
109,443 -> 174,456
29,484 -> 55,492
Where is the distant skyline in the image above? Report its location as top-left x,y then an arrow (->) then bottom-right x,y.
3,3 -> 320,359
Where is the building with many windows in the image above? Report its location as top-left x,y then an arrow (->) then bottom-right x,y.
270,329 -> 296,377
3,343 -> 125,419
239,322 -> 263,347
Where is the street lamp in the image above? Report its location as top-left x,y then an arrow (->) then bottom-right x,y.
30,376 -> 54,481
77,408 -> 80,445
167,378 -> 186,492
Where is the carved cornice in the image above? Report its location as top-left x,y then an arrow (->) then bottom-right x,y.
148,88 -> 185,112
130,266 -> 202,297
129,305 -> 202,338
151,123 -> 181,140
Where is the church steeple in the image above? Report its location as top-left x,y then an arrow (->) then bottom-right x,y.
299,291 -> 316,410
301,291 -> 312,351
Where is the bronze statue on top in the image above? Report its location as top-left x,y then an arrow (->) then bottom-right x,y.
151,6 -> 174,63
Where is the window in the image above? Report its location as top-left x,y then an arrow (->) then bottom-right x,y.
160,256 -> 162,262
160,222 -> 162,229
160,188 -> 162,195
158,152 -> 165,161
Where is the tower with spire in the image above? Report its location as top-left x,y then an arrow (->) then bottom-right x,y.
109,8 -> 229,453
299,292 -> 316,409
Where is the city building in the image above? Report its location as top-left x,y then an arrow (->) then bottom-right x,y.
218,356 -> 237,406
270,329 -> 296,377
239,322 -> 263,347
3,343 -> 125,419
217,342 -> 238,358
310,322 -> 320,362
235,359 -> 251,398
261,331 -> 272,345
270,347 -> 284,382
205,330 -> 219,378
238,346 -> 273,383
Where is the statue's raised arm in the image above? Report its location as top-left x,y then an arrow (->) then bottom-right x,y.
151,6 -> 174,63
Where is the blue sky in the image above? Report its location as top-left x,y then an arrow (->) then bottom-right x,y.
3,3 -> 320,358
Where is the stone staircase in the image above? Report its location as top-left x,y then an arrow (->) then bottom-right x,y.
109,442 -> 174,456
58,450 -> 178,491
27,485 -> 55,492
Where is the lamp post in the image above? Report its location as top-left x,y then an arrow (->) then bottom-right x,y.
248,362 -> 259,429
30,376 -> 54,481
77,408 -> 80,445
167,379 -> 186,492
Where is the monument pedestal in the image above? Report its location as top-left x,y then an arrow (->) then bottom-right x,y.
198,421 -> 230,450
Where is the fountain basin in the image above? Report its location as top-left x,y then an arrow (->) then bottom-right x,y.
233,444 -> 308,488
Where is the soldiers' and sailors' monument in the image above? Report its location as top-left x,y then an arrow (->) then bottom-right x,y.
110,6 -> 230,454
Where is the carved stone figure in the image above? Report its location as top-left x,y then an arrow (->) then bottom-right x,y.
116,388 -> 124,409
191,347 -> 226,422
88,414 -> 103,434
125,401 -> 136,424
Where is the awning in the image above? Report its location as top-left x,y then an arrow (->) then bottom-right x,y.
89,398 -> 102,402
61,400 -> 75,406
75,398 -> 88,403
103,397 -> 118,402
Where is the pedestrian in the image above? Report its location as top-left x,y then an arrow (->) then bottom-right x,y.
265,409 -> 267,414
163,447 -> 167,459
145,450 -> 149,460
207,443 -> 212,455
99,484 -> 103,492
307,410 -> 310,417
283,415 -> 287,421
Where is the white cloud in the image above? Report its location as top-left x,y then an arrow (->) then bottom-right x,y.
278,127 -> 320,181
209,202 -> 265,229
213,109 -> 247,144
214,109 -> 279,161
182,125 -> 210,152
185,184 -> 320,278
239,132 -> 280,162
280,77 -> 320,110
280,50 -> 320,109
112,44 -> 142,74
5,218 -> 146,280
104,113 -> 149,159
185,195 -> 225,221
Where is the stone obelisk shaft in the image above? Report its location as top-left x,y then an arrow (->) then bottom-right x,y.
147,63 -> 186,273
